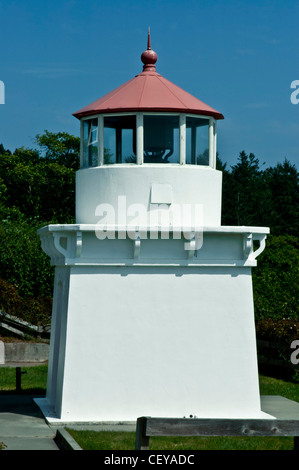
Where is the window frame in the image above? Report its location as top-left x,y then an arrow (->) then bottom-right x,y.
80,112 -> 217,169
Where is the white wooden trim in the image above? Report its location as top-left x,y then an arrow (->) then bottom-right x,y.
81,112 -> 213,120
80,112 -> 137,121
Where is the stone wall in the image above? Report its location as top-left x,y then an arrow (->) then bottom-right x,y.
0,341 -> 49,363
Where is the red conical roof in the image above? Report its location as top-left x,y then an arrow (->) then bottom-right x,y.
73,31 -> 224,120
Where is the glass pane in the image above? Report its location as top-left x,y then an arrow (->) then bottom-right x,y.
104,126 -> 116,164
82,118 -> 98,167
104,116 -> 136,164
88,119 -> 98,167
186,117 -> 209,165
83,121 -> 89,165
144,115 -> 179,163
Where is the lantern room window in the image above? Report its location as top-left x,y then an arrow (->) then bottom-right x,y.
83,118 -> 98,167
186,117 -> 209,165
143,115 -> 179,163
104,115 -> 136,164
81,113 -> 216,168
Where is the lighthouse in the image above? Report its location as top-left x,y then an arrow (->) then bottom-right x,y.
36,32 -> 271,422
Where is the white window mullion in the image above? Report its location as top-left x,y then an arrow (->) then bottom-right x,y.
179,114 -> 186,165
136,112 -> 143,165
214,121 -> 217,169
80,120 -> 84,168
209,118 -> 215,168
98,115 -> 104,166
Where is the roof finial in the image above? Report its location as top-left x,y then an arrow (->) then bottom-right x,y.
141,27 -> 158,72
147,27 -> 151,50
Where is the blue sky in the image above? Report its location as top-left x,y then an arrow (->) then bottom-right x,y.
0,0 -> 298,168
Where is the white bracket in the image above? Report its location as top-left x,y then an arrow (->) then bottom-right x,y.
184,232 -> 203,259
251,234 -> 267,260
186,237 -> 196,259
76,231 -> 83,258
243,233 -> 267,261
133,233 -> 141,259
243,233 -> 253,258
53,233 -> 69,258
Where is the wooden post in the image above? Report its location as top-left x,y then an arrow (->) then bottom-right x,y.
135,417 -> 150,450
16,367 -> 27,393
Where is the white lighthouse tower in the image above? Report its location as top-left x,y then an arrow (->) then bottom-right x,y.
36,32 -> 270,423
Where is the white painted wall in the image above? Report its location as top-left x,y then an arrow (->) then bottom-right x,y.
36,226 -> 271,422
76,166 -> 222,227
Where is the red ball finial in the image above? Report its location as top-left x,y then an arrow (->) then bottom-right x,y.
141,27 -> 158,71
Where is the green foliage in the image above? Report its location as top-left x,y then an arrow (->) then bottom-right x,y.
256,317 -> 299,344
218,151 -> 298,334
0,151 -> 76,223
0,220 -> 54,299
220,151 -> 270,226
0,133 -> 77,326
0,278 -> 52,326
0,219 -> 53,325
264,159 -> 299,236
253,234 -> 298,321
219,152 -> 298,235
35,130 -> 80,169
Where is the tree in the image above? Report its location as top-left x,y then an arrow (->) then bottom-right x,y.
35,130 -> 80,169
230,151 -> 269,226
0,143 -> 11,155
0,147 -> 76,223
220,151 -> 271,227
219,151 -> 298,234
264,159 -> 298,236
253,234 -> 298,321
0,219 -> 54,299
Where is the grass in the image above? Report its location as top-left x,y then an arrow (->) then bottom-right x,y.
0,364 -> 48,395
0,365 -> 297,450
66,430 -> 295,451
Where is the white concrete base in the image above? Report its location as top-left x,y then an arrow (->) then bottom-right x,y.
34,397 -> 273,424
37,262 -> 272,422
34,397 -> 139,425
37,224 -> 270,423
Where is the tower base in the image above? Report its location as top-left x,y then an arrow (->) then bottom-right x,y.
37,224 -> 270,422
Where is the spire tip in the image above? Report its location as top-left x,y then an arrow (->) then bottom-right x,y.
147,27 -> 151,50
141,27 -> 157,72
